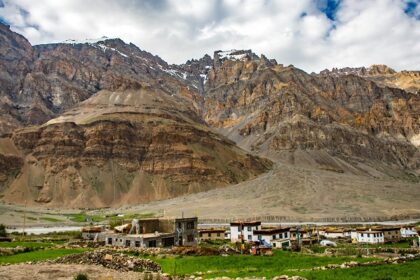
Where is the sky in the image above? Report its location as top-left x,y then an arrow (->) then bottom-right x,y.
1,0 -> 420,72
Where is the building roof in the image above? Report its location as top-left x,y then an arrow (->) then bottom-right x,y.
325,229 -> 345,233
104,232 -> 175,239
254,227 -> 291,235
358,231 -> 383,234
376,227 -> 401,232
290,228 -> 309,233
230,221 -> 261,226
199,228 -> 226,233
81,226 -> 102,233
175,217 -> 198,222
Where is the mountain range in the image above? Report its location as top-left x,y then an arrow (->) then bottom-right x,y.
0,22 -> 419,218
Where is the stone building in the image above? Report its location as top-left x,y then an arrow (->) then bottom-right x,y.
102,217 -> 198,248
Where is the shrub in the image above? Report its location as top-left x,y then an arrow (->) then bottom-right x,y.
74,273 -> 88,280
0,224 -> 7,237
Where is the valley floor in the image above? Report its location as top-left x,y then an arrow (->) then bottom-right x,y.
110,162 -> 420,222
1,161 -> 419,225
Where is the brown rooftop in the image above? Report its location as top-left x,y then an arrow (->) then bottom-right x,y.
199,228 -> 226,234
230,221 -> 261,226
254,227 -> 291,235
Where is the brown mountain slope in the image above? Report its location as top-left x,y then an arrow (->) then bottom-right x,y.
121,161 -> 420,221
1,87 -> 270,208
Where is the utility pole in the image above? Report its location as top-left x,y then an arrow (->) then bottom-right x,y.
22,200 -> 27,239
110,159 -> 116,204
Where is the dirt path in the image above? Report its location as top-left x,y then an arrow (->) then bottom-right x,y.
0,263 -> 144,280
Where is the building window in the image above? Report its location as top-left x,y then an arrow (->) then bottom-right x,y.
208,233 -> 211,238
187,222 -> 195,229
125,240 -> 131,247
272,235 -> 276,240
247,235 -> 252,240
107,238 -> 112,245
247,226 -> 252,231
148,240 -> 157,247
187,235 -> 194,242
135,241 -> 141,247
217,233 -> 221,237
200,233 -> 203,237
258,235 -> 262,240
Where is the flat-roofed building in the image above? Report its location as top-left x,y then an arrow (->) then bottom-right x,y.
199,228 -> 226,241
253,227 -> 291,248
230,221 -> 261,242
352,230 -> 384,244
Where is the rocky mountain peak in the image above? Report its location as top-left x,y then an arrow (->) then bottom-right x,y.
367,64 -> 396,76
213,49 -> 258,67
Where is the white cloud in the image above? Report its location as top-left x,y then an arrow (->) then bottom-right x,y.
1,0 -> 419,72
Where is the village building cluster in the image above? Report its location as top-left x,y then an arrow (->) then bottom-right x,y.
82,216 -> 419,249
198,222 -> 419,247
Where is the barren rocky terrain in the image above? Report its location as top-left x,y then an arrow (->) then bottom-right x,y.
0,22 -> 419,219
113,161 -> 420,222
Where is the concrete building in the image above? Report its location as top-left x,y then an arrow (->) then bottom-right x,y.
290,228 -> 312,241
102,217 -> 198,248
81,226 -> 103,240
230,221 -> 261,242
400,226 -> 418,238
253,227 -> 291,248
352,230 -> 384,244
377,227 -> 401,242
105,232 -> 176,248
199,228 -> 226,241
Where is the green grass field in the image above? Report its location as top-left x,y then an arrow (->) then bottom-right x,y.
153,250 -> 379,278
0,241 -> 58,249
0,248 -> 87,264
297,259 -> 420,280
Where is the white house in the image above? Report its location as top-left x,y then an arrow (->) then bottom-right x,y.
253,227 -> 291,248
230,221 -> 261,242
400,226 -> 418,238
352,230 -> 384,244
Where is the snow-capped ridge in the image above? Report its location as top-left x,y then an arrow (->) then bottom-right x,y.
61,36 -> 111,45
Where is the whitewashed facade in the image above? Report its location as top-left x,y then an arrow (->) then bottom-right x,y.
353,230 -> 384,244
400,226 -> 418,238
230,221 -> 261,242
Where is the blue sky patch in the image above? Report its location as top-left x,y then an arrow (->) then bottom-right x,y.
317,0 -> 341,21
0,17 -> 9,26
404,0 -> 420,19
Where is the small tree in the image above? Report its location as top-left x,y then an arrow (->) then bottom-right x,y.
0,224 -> 7,237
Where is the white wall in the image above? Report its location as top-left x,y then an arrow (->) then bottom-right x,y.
230,224 -> 260,242
357,232 -> 384,244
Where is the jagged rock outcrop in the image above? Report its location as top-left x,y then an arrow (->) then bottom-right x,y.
318,64 -> 420,94
0,22 -> 203,135
203,53 -> 420,171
